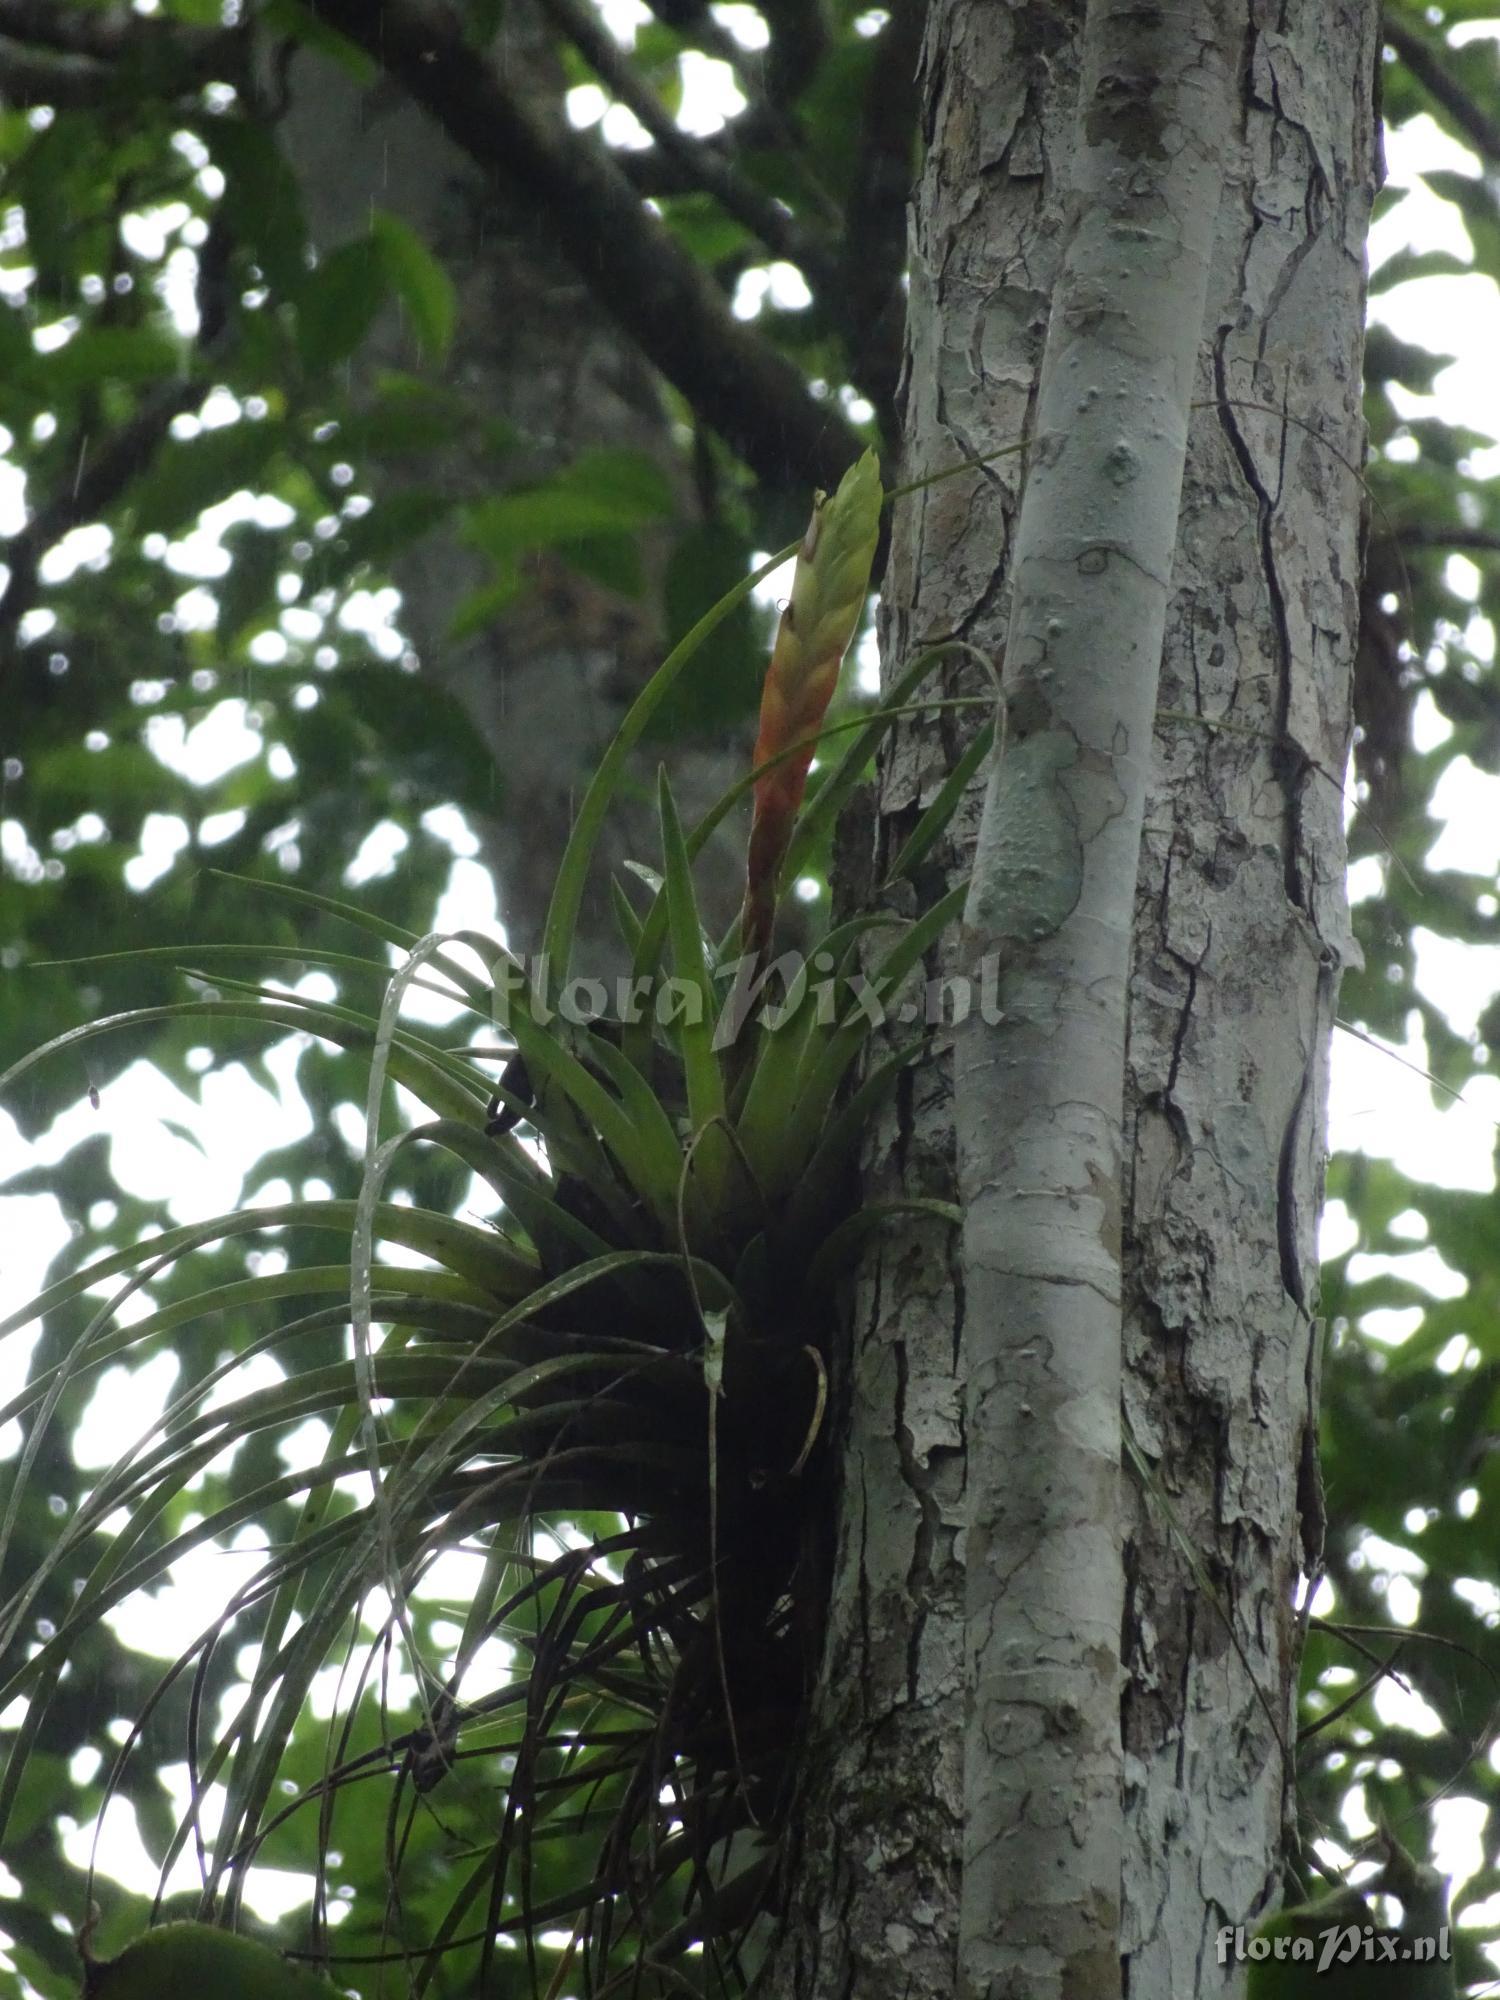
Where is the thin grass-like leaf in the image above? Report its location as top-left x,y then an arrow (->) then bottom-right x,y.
542,538 -> 803,990
505,1000 -> 680,1226
772,640 -> 988,906
0,994 -> 489,1128
780,882 -> 968,1172
883,717 -> 994,885
731,913 -> 898,1193
658,770 -> 725,1141
777,1040 -> 926,1252
804,1198 -> 963,1294
36,939 -> 473,1008
0,446 -> 992,1993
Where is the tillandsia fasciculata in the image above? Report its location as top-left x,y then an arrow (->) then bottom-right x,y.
0,448 -> 987,1998
0,423 -> 1420,1998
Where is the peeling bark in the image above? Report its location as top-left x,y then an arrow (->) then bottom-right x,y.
1120,8 -> 1378,1989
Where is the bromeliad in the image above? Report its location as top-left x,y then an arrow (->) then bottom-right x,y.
0,446 -> 974,1998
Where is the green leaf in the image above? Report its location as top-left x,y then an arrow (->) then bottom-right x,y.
24,325 -> 181,392
296,236 -> 387,372
543,535 -> 801,987
732,914 -> 895,1189
127,419 -> 284,534
0,996 -> 494,1170
574,1025 -> 686,1203
779,640 -> 957,894
884,719 -> 994,885
160,0 -> 227,24
660,190 -> 753,266
494,980 -> 680,1225
804,1197 -> 962,1294
216,521 -> 284,645
654,519 -> 767,738
562,530 -> 645,598
326,486 -> 456,569
1368,246 -> 1472,291
211,119 -> 308,293
779,883 -> 967,1174
610,878 -> 646,959
448,567 -> 523,642
335,372 -> 489,455
84,1921 -> 346,1999
658,769 -> 724,1140
464,447 -> 676,560
259,0 -> 378,79
371,208 -> 457,360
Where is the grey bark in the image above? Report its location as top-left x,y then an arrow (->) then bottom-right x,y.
767,3 -> 1377,1996
955,11 -> 1236,1996
1120,8 -> 1377,1988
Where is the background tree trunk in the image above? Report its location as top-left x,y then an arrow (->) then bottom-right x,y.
276,7 -> 738,964
767,5 -> 1379,1994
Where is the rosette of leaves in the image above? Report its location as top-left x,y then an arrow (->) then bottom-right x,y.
0,454 -> 982,1997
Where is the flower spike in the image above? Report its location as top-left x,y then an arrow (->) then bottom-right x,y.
741,449 -> 882,961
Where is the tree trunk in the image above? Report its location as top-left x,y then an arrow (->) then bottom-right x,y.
275,8 -> 738,964
1119,4 -> 1376,1984
955,3 -> 1235,1987
767,4 -> 1378,1995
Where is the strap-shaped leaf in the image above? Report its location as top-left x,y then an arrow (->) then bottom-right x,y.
543,537 -> 802,989
505,998 -> 679,1227
883,717 -> 995,886
576,1025 -> 686,1198
0,992 -> 488,1128
732,912 -> 898,1190
805,1199 -> 963,1295
610,875 -> 646,960
0,1264 -> 491,1435
658,768 -> 725,1140
777,638 -> 981,894
781,883 -> 967,1170
777,1040 -> 925,1250
211,867 -> 492,1007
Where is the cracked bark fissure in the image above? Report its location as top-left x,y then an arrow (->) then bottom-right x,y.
764,2 -> 1377,1995
955,11 -> 1236,1994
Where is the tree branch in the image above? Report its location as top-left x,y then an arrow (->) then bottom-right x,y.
306,0 -> 862,494
637,0 -> 835,208
0,0 -> 139,55
1387,523 -> 1500,557
603,102 -> 803,197
1383,13 -> 1500,167
637,0 -> 744,67
0,32 -> 116,106
757,0 -> 831,115
0,0 -> 224,66
0,0 -> 236,98
536,0 -> 839,291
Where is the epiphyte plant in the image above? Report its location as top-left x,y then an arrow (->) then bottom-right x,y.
0,448 -> 977,1997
